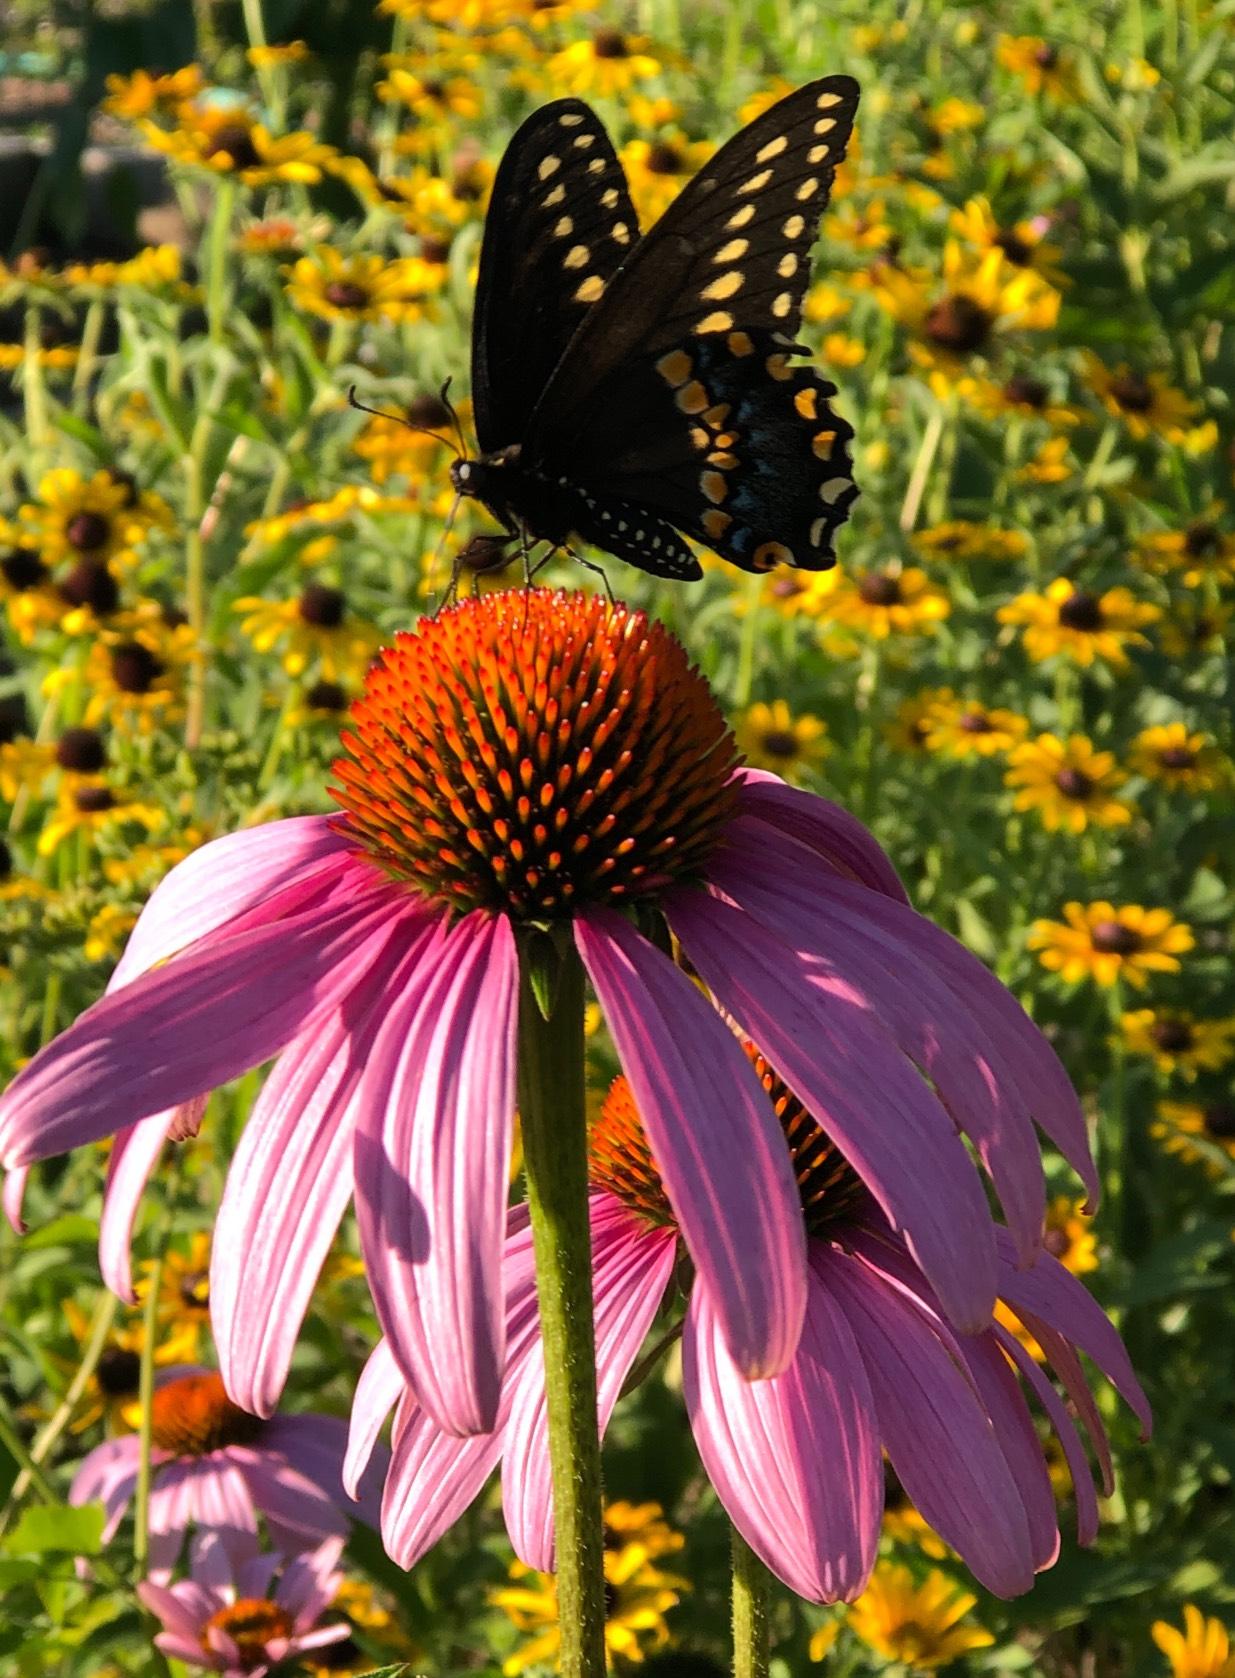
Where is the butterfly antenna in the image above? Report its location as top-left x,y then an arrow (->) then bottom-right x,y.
429,488 -> 466,614
437,377 -> 471,460
346,385 -> 463,462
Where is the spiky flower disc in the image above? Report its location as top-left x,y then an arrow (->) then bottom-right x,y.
332,590 -> 738,920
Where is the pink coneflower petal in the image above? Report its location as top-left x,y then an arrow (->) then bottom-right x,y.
668,890 -> 998,1332
147,1461 -> 222,1581
502,1193 -> 678,1572
138,1580 -> 210,1644
683,1263 -> 882,1604
69,1435 -> 140,1544
211,926 -> 437,1419
731,770 -> 910,903
704,826 -> 1047,1261
955,1333 -> 1060,1572
576,908 -> 807,1380
355,911 -> 518,1437
261,1414 -> 383,1526
995,1325 -> 1100,1545
380,1392 -> 509,1570
231,1449 -> 348,1555
277,1535 -> 347,1623
0,878 -> 402,1169
99,1111 -> 176,1299
2,1164 -> 27,1232
818,1243 -> 1036,1598
344,1340 -> 402,1500
110,815 -> 354,988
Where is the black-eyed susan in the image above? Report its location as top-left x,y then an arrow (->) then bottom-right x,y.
619,134 -> 714,227
69,614 -> 197,735
922,695 -> 1029,758
1136,516 -> 1235,587
998,578 -> 1160,668
377,60 -> 484,119
1121,1010 -> 1235,1079
352,398 -> 460,485
0,738 -> 54,801
84,903 -> 140,964
246,40 -> 310,70
285,250 -> 435,325
997,35 -> 1079,99
821,332 -> 867,367
913,520 -> 1029,563
950,195 -> 1067,287
825,566 -> 950,639
1081,353 -> 1199,443
18,467 -> 170,571
0,539 -> 61,640
102,64 -> 205,122
601,1502 -> 685,1570
134,1229 -> 213,1356
1152,1606 -> 1235,1678
1159,601 -> 1231,659
1130,723 -> 1228,793
1017,435 -> 1075,483
735,701 -> 829,781
885,687 -> 955,753
751,564 -> 844,619
55,1300 -> 195,1433
37,782 -> 164,857
142,106 -> 336,187
1005,733 -> 1133,834
545,30 -> 662,98
847,1562 -> 993,1669
1029,902 -> 1194,988
953,372 -> 1079,428
233,585 -> 381,681
493,1535 -> 685,1675
875,240 -> 1059,378
824,197 -> 895,252
996,1194 -> 1099,1360
1153,1102 -> 1235,1175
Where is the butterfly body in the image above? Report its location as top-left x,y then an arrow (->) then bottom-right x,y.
456,79 -> 861,583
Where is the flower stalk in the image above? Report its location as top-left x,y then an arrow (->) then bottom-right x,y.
732,1525 -> 772,1678
516,940 -> 607,1678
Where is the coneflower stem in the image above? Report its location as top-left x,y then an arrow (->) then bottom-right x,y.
133,1245 -> 165,1574
517,946 -> 607,1678
731,1525 -> 772,1678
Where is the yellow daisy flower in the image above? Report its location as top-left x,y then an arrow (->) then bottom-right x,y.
912,520 -> 1029,563
619,135 -> 715,227
953,371 -> 1079,428
1158,601 -> 1230,659
38,783 -> 165,857
1121,1010 -> 1235,1078
1005,733 -> 1133,833
825,567 -> 950,639
247,41 -> 310,69
102,64 -> 205,122
143,107 -> 336,186
72,615 -> 198,735
52,1302 -> 195,1434
998,577 -> 1160,668
821,332 -> 866,367
875,239 -> 1059,376
881,1480 -> 950,1559
353,394 -> 469,484
135,1230 -> 213,1356
285,249 -> 436,324
545,30 -> 662,98
824,197 -> 895,252
1152,1606 -> 1235,1678
736,701 -> 830,780
233,585 -> 381,681
1081,353 -> 1199,443
602,1501 -> 686,1569
1135,516 -> 1235,587
84,903 -> 139,964
1130,723 -> 1228,792
848,1563 -> 993,1670
950,195 -> 1067,287
997,35 -> 1079,98
0,739 -> 55,801
750,564 -> 844,618
1017,435 -> 1075,483
19,467 -> 170,570
1154,1102 -> 1235,1175
1028,901 -> 1194,989
886,688 -> 956,754
0,540 -> 62,641
922,695 -> 1029,758
376,63 -> 484,119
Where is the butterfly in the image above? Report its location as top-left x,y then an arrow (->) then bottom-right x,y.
449,77 -> 861,583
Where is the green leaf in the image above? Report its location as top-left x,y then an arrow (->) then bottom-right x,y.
4,1501 -> 106,1557
22,1212 -> 99,1250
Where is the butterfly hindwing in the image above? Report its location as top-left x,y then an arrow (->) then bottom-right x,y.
471,98 -> 640,454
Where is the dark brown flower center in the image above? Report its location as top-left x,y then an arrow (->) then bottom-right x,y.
56,727 -> 106,774
208,124 -> 261,172
179,1269 -> 210,1309
1108,372 -> 1154,413
1150,1018 -> 1194,1053
1035,43 -> 1060,68
1183,521 -> 1221,557
74,784 -> 116,814
1204,1105 -> 1235,1139
95,1345 -> 142,1398
298,583 -> 346,627
1003,373 -> 1048,409
1057,590 -> 1103,632
65,512 -> 111,553
924,294 -> 992,355
1054,767 -> 1094,801
203,1599 -> 293,1662
305,678 -> 348,712
2,548 -> 47,591
1157,745 -> 1196,770
592,27 -> 629,57
0,837 -> 11,878
59,561 -> 120,616
857,571 -> 902,607
107,468 -> 140,507
150,1371 -> 264,1455
419,235 -> 451,265
110,641 -> 164,694
958,710 -> 993,733
1042,1226 -> 1071,1259
1090,920 -> 1142,955
646,142 -> 685,175
331,591 -> 737,920
759,729 -> 801,759
994,229 -> 1033,266
323,281 -> 371,312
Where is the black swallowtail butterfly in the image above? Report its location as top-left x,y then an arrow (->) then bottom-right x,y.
449,78 -> 861,583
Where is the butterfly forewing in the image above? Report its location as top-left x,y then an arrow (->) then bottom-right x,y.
470,98 -> 641,454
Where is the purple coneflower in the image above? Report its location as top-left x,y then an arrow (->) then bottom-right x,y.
138,1532 -> 348,1676
69,1368 -> 381,1580
348,1071 -> 1148,1603
1,590 -> 1090,1438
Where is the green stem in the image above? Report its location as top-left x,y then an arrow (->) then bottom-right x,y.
133,1245 -> 165,1574
731,1526 -> 772,1678
898,402 -> 945,533
516,945 -> 606,1678
71,300 -> 105,414
23,306 -> 50,472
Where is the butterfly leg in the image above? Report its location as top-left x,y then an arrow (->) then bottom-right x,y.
559,542 -> 615,606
